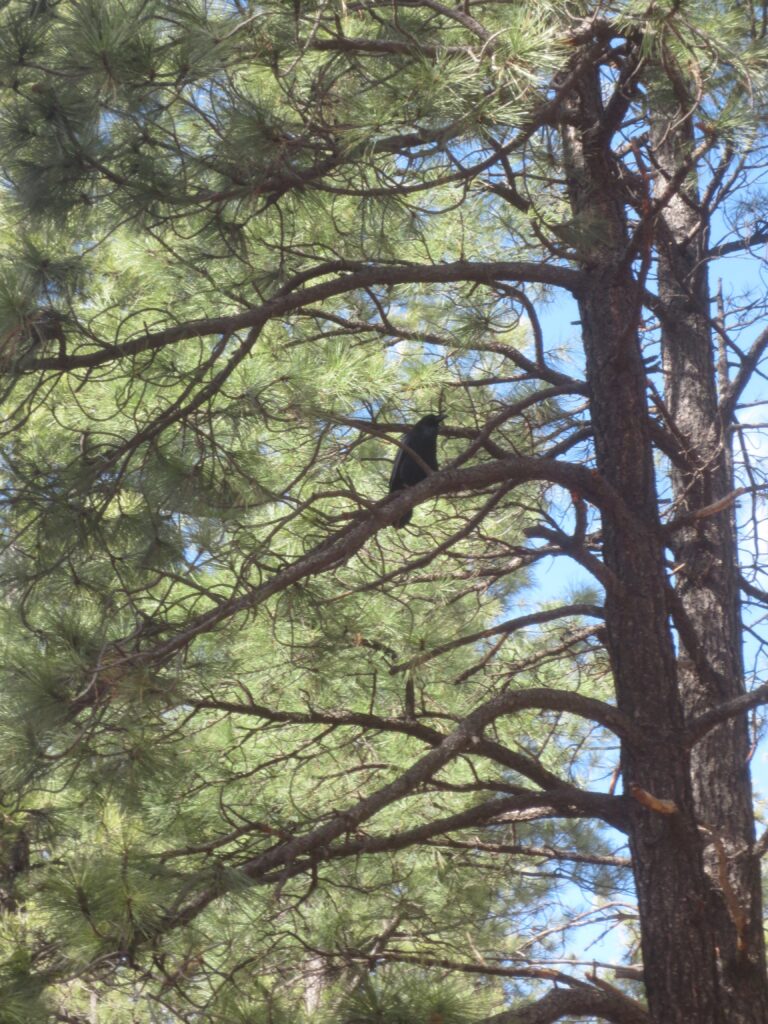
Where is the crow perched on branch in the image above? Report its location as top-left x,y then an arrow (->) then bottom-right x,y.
388,414 -> 444,528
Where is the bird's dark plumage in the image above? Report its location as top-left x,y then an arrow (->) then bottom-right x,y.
388,414 -> 444,528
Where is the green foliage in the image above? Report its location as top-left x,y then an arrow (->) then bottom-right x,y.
334,974 -> 481,1024
0,0 -> 762,1021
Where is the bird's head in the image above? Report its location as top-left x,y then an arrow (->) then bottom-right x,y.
415,414 -> 445,431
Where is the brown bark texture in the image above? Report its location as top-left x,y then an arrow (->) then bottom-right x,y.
560,53 -> 768,1024
652,80 -> 768,1018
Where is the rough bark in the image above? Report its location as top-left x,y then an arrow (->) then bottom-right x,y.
652,73 -> 768,1020
560,58 -> 735,1024
482,983 -> 649,1024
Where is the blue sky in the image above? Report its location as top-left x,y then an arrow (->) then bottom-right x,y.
515,240 -> 768,972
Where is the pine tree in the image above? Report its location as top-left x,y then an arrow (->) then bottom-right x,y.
0,2 -> 767,1023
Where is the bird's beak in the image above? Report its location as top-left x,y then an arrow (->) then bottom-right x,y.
437,414 -> 446,422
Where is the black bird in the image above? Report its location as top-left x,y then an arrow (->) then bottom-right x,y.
388,414 -> 444,528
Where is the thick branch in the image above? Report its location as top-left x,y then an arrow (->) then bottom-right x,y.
27,260 -> 583,373
481,984 -> 649,1024
187,697 -> 569,793
162,691 -> 628,931
685,681 -> 768,747
312,789 -> 628,867
132,456 -> 630,668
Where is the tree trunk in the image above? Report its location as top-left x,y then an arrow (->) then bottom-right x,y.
560,57 -> 760,1023
652,75 -> 768,1021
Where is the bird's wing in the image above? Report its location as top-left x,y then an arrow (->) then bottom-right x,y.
389,441 -> 406,490
387,428 -> 417,491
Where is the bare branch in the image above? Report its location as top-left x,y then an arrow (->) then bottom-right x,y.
720,324 -> 768,423
685,681 -> 768,747
706,223 -> 768,259
390,603 -> 604,674
665,486 -> 763,532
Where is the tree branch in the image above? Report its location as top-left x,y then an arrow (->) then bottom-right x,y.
187,697 -> 571,794
313,789 -> 628,867
26,260 -> 583,373
480,984 -> 649,1024
720,324 -> 768,423
429,836 -> 631,867
706,223 -> 768,259
311,36 -> 467,59
685,681 -> 768,747
130,455 -> 629,669
390,603 -> 604,675
160,691 -> 628,931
